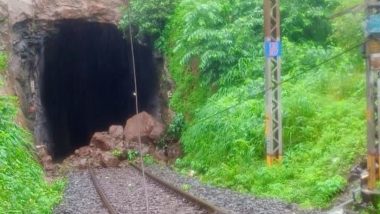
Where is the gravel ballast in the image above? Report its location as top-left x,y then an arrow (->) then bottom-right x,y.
144,164 -> 319,214
55,164 -> 323,214
54,171 -> 108,214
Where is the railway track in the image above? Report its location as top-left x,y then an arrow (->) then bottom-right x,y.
88,165 -> 230,214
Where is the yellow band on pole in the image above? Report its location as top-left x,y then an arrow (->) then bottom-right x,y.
368,154 -> 377,190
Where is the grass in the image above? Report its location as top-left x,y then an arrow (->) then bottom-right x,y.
0,52 -> 64,213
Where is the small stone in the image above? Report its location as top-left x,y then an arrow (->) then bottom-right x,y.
78,159 -> 88,169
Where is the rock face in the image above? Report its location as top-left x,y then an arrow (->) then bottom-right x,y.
7,0 -> 124,26
124,111 -> 165,144
1,0 -> 125,51
3,0 -> 125,149
0,0 -> 9,50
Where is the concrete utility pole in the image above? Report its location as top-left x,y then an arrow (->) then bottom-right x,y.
263,0 -> 282,166
365,0 -> 380,190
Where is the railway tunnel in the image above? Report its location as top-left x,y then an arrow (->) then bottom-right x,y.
40,20 -> 160,160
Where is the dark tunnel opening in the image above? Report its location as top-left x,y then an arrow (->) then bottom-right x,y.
41,20 -> 159,160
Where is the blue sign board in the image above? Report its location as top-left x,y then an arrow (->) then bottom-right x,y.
265,41 -> 282,58
367,15 -> 380,35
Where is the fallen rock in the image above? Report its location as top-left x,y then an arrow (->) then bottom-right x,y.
100,152 -> 120,167
78,158 -> 88,169
109,125 -> 124,140
41,155 -> 55,171
36,144 -> 55,171
152,149 -> 168,163
167,143 -> 182,159
90,132 -> 114,151
74,146 -> 92,157
124,111 -> 164,143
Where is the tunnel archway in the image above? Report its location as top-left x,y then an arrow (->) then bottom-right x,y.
40,20 -> 159,160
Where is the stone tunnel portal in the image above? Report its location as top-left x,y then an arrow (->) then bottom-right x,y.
40,20 -> 159,160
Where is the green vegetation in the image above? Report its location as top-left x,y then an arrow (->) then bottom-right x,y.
0,52 -> 64,213
143,154 -> 155,165
119,0 -> 177,48
127,150 -> 139,161
181,183 -> 191,191
122,0 -> 366,208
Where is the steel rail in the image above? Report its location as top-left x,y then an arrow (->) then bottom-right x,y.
88,167 -> 117,214
131,163 -> 231,214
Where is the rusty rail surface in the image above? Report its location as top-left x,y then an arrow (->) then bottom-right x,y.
88,167 -> 117,214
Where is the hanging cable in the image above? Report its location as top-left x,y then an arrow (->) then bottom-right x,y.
126,1 -> 150,213
198,39 -> 367,123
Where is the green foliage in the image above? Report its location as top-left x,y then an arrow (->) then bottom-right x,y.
0,52 -> 7,72
119,0 -> 177,47
143,155 -> 155,165
281,0 -> 339,44
166,0 -> 262,83
112,149 -> 127,160
153,0 -> 366,208
158,113 -> 186,148
0,52 -> 7,87
329,0 -> 364,50
175,40 -> 365,207
127,150 -> 139,161
167,113 -> 185,139
0,52 -> 64,213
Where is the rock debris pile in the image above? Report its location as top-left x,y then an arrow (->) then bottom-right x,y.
37,112 -> 181,172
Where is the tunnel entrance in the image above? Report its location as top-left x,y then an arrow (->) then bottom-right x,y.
40,20 -> 159,160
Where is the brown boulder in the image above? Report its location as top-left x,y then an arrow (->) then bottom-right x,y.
77,158 -> 88,169
41,155 -> 55,171
109,125 -> 124,140
74,146 -> 92,156
167,143 -> 182,159
90,132 -> 114,151
124,111 -> 164,143
100,152 -> 120,167
35,144 -> 55,171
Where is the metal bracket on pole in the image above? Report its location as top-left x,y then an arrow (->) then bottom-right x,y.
264,0 -> 282,166
365,0 -> 380,190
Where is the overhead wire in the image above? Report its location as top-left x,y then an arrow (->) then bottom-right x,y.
126,1 -> 150,213
197,39 -> 367,123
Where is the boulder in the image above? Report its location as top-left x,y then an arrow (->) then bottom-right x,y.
108,125 -> 124,140
100,152 -> 120,167
124,111 -> 164,143
74,146 -> 92,157
167,143 -> 182,159
41,155 -> 55,171
90,132 -> 114,151
35,144 -> 55,171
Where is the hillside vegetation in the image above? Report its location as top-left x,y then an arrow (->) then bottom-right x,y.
0,52 -> 64,213
124,0 -> 365,208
